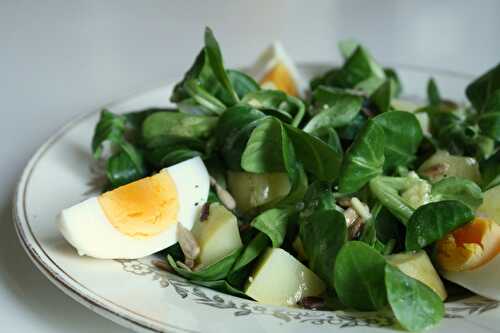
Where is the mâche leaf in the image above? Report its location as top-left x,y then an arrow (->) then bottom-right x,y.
252,207 -> 297,248
204,27 -> 239,105
405,200 -> 474,251
466,62 -> 500,112
430,177 -> 483,210
338,120 -> 385,193
334,241 -> 387,311
286,125 -> 343,182
372,111 -> 423,172
167,247 -> 242,281
385,264 -> 444,332
305,86 -> 363,132
300,209 -> 346,286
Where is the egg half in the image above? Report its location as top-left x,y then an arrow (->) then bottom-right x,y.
436,217 -> 500,301
58,156 -> 209,259
246,42 -> 304,97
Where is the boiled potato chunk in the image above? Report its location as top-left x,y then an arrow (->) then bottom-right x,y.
386,251 -> 447,300
191,203 -> 242,269
245,248 -> 325,306
227,171 -> 291,213
477,185 -> 500,225
418,150 -> 481,184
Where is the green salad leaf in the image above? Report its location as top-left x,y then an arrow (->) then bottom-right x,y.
480,150 -> 500,190
405,200 -> 474,251
427,78 -> 442,106
305,86 -> 363,131
106,143 -> 147,187
369,175 -> 416,224
385,264 -> 444,332
338,120 -> 385,193
300,209 -> 346,286
142,111 -> 218,144
190,280 -> 248,298
373,111 -> 423,172
92,110 -> 127,159
430,176 -> 483,210
371,79 -> 394,113
167,247 -> 242,281
334,241 -> 387,311
300,181 -> 336,217
252,207 -> 297,248
204,27 -> 239,105
216,105 -> 267,170
241,117 -> 292,173
466,62 -> 500,112
286,125 -> 343,182
337,46 -> 387,94
227,69 -> 261,98
227,232 -> 270,287
242,90 -> 305,126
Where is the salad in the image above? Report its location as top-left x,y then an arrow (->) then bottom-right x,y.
60,28 -> 500,332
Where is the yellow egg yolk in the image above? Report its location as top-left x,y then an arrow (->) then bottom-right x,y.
436,217 -> 500,272
98,171 -> 179,238
260,62 -> 298,96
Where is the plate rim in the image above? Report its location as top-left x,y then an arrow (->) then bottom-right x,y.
11,62 -> 482,333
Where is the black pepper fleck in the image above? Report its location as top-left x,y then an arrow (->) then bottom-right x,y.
200,203 -> 210,222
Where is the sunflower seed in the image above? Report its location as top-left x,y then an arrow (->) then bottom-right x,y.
343,207 -> 359,227
351,197 -> 371,220
419,162 -> 450,181
184,258 -> 195,270
176,260 -> 193,272
210,176 -> 236,210
177,223 -> 200,261
348,217 -> 365,240
337,197 -> 352,208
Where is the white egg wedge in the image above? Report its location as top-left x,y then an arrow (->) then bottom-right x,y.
246,42 -> 305,96
57,156 -> 209,259
442,254 -> 500,301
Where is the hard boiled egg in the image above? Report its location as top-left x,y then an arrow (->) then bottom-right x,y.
58,157 -> 209,259
435,217 -> 500,300
246,42 -> 304,97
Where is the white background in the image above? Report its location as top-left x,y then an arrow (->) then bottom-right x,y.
1,1 -> 499,331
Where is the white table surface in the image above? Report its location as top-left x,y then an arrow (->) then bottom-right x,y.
1,1 -> 499,332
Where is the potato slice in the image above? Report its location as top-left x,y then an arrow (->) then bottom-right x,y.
227,171 -> 290,213
191,203 -> 242,269
245,248 -> 325,306
418,150 -> 481,184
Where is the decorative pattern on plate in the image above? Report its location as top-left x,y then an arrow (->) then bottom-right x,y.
116,259 -> 499,328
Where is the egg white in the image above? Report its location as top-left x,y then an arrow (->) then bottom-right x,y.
246,42 -> 305,94
57,156 -> 209,259
442,255 -> 500,301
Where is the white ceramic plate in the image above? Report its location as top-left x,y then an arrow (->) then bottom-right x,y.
13,64 -> 500,333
